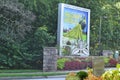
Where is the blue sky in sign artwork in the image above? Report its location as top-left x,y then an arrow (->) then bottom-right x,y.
63,7 -> 88,33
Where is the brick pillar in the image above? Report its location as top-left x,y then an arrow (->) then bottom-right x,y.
43,47 -> 58,72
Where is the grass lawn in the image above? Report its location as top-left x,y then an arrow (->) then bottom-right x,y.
0,69 -> 40,73
0,69 -> 67,77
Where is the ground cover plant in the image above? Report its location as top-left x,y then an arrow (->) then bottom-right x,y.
57,56 -> 118,70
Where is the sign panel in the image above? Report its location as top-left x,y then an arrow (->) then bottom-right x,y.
92,56 -> 105,76
57,3 -> 90,56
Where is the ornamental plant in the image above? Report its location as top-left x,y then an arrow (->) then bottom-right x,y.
57,58 -> 69,70
76,71 -> 88,80
84,68 -> 102,80
101,69 -> 120,80
101,63 -> 120,80
104,57 -> 110,67
63,57 -> 91,70
65,72 -> 80,80
109,58 -> 118,67
64,61 -> 81,70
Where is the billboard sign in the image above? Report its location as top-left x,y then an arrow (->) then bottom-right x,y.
57,3 -> 90,56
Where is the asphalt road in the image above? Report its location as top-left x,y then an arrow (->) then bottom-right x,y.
12,75 -> 66,80
20,78 -> 65,80
0,75 -> 66,80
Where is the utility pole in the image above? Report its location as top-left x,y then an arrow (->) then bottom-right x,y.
98,16 -> 102,55
99,16 -> 102,46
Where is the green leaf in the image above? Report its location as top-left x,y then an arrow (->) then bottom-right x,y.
116,63 -> 120,69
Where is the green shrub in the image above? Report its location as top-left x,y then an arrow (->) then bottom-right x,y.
57,58 -> 69,70
116,63 -> 120,68
76,71 -> 88,80
103,57 -> 110,64
102,69 -> 120,80
102,64 -> 120,80
66,72 -> 80,80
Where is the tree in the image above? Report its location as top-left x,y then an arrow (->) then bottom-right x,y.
64,0 -> 120,55
0,0 -> 35,41
0,0 -> 35,69
23,26 -> 55,69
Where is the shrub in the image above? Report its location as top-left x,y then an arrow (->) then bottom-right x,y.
64,58 -> 91,70
102,69 -> 120,80
76,71 -> 88,80
109,58 -> 118,67
66,72 -> 80,80
104,57 -> 110,64
79,62 -> 87,69
64,61 -> 81,70
104,57 -> 110,67
57,57 -> 93,70
57,58 -> 69,70
85,69 -> 102,80
116,63 -> 120,68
